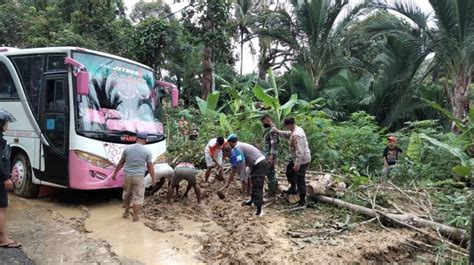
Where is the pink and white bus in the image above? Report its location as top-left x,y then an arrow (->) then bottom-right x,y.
0,47 -> 177,197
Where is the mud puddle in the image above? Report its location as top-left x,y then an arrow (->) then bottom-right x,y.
7,190 -> 208,265
8,196 -> 134,264
85,203 -> 206,264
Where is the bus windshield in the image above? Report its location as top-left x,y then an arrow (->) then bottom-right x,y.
73,52 -> 163,142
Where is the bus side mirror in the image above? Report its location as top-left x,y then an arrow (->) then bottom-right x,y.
171,87 -> 179,108
76,70 -> 90,96
65,57 -> 89,96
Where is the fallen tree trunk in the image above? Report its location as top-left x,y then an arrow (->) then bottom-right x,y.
314,195 -> 469,246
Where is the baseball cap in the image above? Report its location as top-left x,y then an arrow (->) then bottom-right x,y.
227,133 -> 238,141
137,133 -> 147,140
387,136 -> 397,142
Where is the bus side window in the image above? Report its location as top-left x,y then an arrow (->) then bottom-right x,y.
47,55 -> 66,71
46,80 -> 65,112
11,55 -> 44,117
0,62 -> 18,99
44,78 -> 66,153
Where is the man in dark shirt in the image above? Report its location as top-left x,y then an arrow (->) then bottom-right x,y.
0,109 -> 21,248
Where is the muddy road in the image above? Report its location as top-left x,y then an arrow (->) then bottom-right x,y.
7,190 -> 202,265
4,172 -> 441,264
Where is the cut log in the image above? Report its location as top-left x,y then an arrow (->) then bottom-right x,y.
335,182 -> 347,192
287,194 -> 300,204
277,184 -> 300,204
321,174 -> 333,185
307,181 -> 327,195
314,195 -> 469,245
307,176 -> 345,196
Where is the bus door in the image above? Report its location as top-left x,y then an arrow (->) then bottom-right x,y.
38,73 -> 69,186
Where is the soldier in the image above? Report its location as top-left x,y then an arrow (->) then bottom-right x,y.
261,114 -> 279,198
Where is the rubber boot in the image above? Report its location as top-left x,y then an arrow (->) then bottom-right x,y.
242,200 -> 254,206
298,193 -> 306,207
283,185 -> 297,195
255,205 -> 263,216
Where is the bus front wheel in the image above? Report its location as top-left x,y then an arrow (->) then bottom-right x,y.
12,153 -> 39,198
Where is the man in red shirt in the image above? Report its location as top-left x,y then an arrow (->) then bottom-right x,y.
204,137 -> 226,182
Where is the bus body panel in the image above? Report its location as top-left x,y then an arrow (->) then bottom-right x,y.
68,134 -> 166,190
0,101 -> 41,169
1,47 -> 152,72
0,55 -> 44,171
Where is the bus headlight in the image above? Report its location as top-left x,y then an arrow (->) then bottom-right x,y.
74,151 -> 112,168
154,154 -> 166,164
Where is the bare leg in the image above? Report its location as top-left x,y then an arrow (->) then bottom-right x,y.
184,183 -> 192,197
194,185 -> 202,204
147,177 -> 166,196
174,186 -> 179,202
132,204 -> 141,222
167,184 -> 175,203
218,167 -> 224,179
0,208 -> 16,246
123,195 -> 131,218
204,168 -> 212,182
241,180 -> 247,200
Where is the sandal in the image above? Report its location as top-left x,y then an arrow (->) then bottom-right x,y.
0,241 -> 22,248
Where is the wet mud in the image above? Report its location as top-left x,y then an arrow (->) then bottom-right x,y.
6,171 -> 438,264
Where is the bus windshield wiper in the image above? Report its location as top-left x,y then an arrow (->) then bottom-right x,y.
107,130 -> 137,136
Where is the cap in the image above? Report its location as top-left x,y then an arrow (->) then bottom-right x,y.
137,133 -> 147,140
0,109 -> 17,123
387,136 -> 397,142
227,133 -> 238,142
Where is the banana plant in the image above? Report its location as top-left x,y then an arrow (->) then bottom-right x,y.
195,91 -> 220,117
253,68 -> 298,123
407,132 -> 422,165
419,100 -> 474,178
218,73 -> 258,116
195,88 -> 239,136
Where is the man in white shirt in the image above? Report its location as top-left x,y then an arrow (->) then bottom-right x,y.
273,117 -> 311,207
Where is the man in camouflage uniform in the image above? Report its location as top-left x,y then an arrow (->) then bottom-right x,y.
261,114 -> 279,197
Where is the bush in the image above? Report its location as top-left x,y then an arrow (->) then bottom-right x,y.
389,121 -> 463,183
297,111 -> 384,174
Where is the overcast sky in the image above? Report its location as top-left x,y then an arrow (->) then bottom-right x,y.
123,0 -> 434,74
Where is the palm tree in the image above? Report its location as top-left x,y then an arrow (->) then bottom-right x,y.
234,0 -> 253,75
373,0 -> 474,130
326,16 -> 436,128
260,0 -> 369,89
